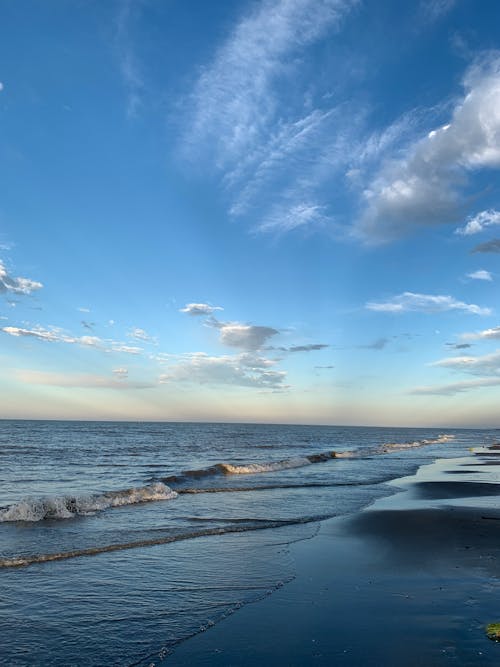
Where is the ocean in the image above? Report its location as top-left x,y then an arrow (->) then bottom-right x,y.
0,420 -> 495,666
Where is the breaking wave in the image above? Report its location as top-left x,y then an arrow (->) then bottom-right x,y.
380,434 -> 454,453
0,482 -> 177,523
219,457 -> 312,474
0,437 -> 453,525
163,451 -> 340,485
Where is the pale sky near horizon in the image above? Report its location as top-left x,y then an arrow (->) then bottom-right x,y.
2,0 -> 500,427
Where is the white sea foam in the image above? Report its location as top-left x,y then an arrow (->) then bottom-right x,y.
381,434 -> 454,452
219,457 -> 312,474
0,482 -> 177,523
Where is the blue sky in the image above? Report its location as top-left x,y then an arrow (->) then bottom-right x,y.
2,0 -> 500,426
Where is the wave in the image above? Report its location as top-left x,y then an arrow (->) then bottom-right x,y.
219,457 -> 312,474
1,436 -> 452,524
162,438 -> 450,487
163,451 -> 340,486
0,514 -> 332,569
380,434 -> 454,453
0,482 -> 177,523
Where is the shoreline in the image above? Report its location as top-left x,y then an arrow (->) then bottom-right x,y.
166,452 -> 500,666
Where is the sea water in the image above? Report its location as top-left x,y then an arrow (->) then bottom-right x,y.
0,420 -> 495,665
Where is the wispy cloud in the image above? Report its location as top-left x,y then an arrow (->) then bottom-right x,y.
2,325 -> 143,355
159,352 -> 288,390
181,0 -> 359,233
0,261 -> 42,296
455,209 -> 500,235
472,239 -> 500,253
358,337 -> 389,350
257,202 -> 331,233
446,342 -> 473,350
179,303 -> 223,316
411,346 -> 500,394
461,326 -> 500,341
419,0 -> 457,22
467,269 -> 493,281
115,0 -> 145,118
357,55 -> 500,242
184,0 -> 357,168
268,343 -> 329,352
127,327 -> 156,344
431,348 -> 500,375
108,343 -> 143,355
366,292 -> 491,315
16,369 -> 154,389
411,377 -> 500,396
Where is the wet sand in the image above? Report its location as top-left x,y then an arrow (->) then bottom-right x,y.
168,454 -> 500,665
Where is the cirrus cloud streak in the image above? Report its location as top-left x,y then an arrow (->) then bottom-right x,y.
366,292 -> 491,315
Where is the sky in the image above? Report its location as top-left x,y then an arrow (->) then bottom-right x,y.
2,0 -> 500,426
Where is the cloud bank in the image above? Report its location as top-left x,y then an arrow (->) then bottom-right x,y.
159,352 -> 287,389
358,55 -> 500,241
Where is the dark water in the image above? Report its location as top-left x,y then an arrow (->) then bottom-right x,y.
0,420 -> 495,665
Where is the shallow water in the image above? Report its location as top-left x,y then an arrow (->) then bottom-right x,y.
0,420 -> 495,665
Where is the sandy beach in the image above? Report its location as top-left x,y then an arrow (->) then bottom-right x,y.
169,453 -> 500,666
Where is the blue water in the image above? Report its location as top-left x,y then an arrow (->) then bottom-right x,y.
0,420 -> 495,665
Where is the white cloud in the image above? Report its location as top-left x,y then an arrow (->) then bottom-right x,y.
109,343 -> 143,355
208,318 -> 279,350
2,325 -> 99,346
112,368 -> 129,379
467,269 -> 493,281
257,202 -> 330,233
78,307 -> 91,313
411,346 -> 500,394
461,326 -> 500,341
184,0 -> 356,168
159,352 -> 287,389
2,325 -> 143,355
127,327 -> 156,344
0,261 -> 42,296
455,209 -> 500,235
0,82 -> 4,92
357,55 -> 500,241
366,292 -> 491,316
179,303 -> 223,316
180,0 -> 360,234
431,348 -> 500,375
